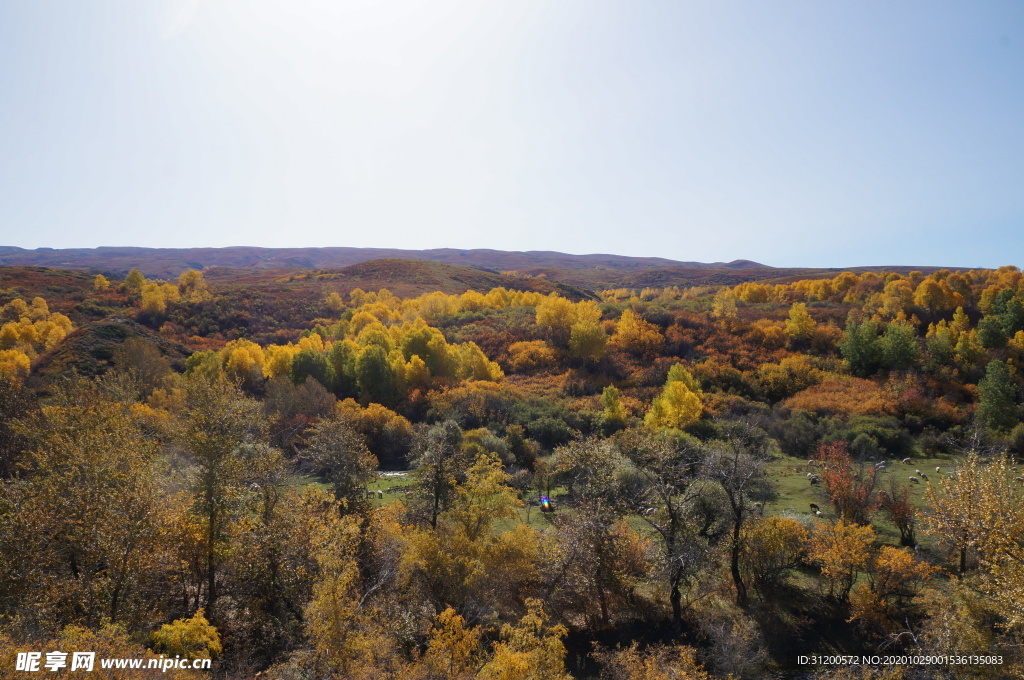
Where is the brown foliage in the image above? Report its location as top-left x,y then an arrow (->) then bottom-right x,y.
783,375 -> 895,416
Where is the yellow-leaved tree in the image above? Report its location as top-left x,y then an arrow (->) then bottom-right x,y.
711,288 -> 738,324
785,302 -> 816,345
306,513 -> 369,674
967,454 -> 1024,631
0,349 -> 31,380
535,295 -> 577,346
420,607 -> 483,680
610,309 -> 664,359
740,516 -> 809,597
645,364 -> 703,430
569,320 -> 608,363
924,452 -> 987,575
401,453 -> 540,620
477,599 -> 571,680
150,610 -> 222,659
592,642 -> 723,680
849,546 -> 936,636
601,385 -> 628,430
177,269 -> 212,302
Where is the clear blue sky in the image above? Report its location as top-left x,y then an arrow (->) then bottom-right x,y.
1,1 -> 1022,268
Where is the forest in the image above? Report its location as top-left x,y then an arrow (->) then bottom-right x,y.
2,261 -> 1024,679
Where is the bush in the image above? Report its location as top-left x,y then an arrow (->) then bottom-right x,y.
150,609 -> 222,659
527,416 -> 575,449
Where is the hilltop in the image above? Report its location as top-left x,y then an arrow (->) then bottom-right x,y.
0,245 -> 962,292
28,317 -> 190,390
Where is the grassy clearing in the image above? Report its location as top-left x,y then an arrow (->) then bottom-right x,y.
765,450 -> 973,561
767,451 -> 960,518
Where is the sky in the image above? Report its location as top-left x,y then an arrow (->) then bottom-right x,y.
0,0 -> 1022,268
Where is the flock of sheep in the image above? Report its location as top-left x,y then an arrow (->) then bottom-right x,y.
804,457 -> 944,488
799,457 -> 1024,518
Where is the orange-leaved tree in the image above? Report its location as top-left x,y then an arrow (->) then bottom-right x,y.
815,440 -> 879,525
807,519 -> 875,600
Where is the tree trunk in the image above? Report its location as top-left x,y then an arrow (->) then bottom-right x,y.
206,508 -> 218,616
733,540 -> 749,606
670,578 -> 683,627
731,522 -> 748,607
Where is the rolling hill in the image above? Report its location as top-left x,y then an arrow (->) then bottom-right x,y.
0,245 -> 767,278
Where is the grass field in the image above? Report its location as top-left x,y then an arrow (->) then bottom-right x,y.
764,450 -> 1005,559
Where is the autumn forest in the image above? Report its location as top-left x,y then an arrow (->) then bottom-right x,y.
2,258 -> 1024,680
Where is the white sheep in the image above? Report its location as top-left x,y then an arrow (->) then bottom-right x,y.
902,458 -> 911,464
909,476 -> 920,484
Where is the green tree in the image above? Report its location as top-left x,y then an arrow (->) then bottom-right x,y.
1002,297 -> 1024,337
978,360 -> 1017,431
307,417 -> 378,513
328,339 -> 359,398
977,315 -> 1007,349
925,324 -> 956,372
355,345 -> 397,404
839,317 -> 881,377
615,429 -> 710,626
291,348 -> 335,391
601,385 -> 627,432
413,420 -> 469,529
703,422 -> 774,607
177,374 -> 266,616
879,321 -> 919,371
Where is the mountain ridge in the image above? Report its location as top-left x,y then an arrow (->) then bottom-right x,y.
0,246 -> 768,277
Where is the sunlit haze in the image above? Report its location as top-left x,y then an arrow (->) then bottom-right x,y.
1,1 -> 1022,267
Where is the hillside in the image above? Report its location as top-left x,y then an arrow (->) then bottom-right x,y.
284,258 -> 597,300
28,317 -> 190,390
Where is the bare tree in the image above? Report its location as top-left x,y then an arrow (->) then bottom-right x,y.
614,429 -> 711,627
702,421 -> 775,607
